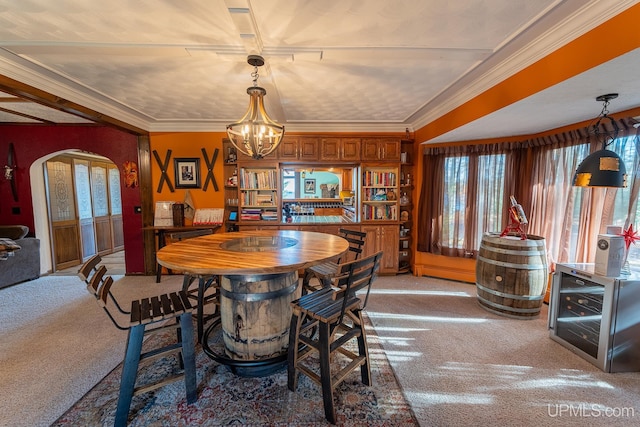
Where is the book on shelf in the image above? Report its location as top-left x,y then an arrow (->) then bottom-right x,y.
363,170 -> 397,187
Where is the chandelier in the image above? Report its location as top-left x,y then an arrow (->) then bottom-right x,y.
573,93 -> 627,188
226,55 -> 285,160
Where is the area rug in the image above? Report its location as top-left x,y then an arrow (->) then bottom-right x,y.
52,316 -> 418,426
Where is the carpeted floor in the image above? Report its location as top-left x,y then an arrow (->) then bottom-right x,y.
4,272 -> 640,426
52,315 -> 417,426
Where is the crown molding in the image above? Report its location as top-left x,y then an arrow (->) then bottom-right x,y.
411,0 -> 640,131
147,120 -> 410,134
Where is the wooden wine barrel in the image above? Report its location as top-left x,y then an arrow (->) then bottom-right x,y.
220,271 -> 300,361
475,233 -> 548,319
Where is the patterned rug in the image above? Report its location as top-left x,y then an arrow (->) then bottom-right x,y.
52,315 -> 418,426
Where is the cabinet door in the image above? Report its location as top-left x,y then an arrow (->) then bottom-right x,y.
379,225 -> 399,273
278,136 -> 299,159
361,225 -> 399,274
362,138 -> 400,161
342,138 -> 361,161
320,138 -> 340,161
361,225 -> 379,258
381,139 -> 400,161
361,139 -> 380,160
299,137 -> 319,160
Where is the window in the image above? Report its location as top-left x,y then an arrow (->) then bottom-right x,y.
282,169 -> 295,199
441,153 -> 505,252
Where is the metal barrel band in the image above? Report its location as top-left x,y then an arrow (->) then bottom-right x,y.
479,243 -> 545,255
476,294 -> 542,313
476,255 -> 546,270
220,284 -> 297,302
476,282 -> 544,301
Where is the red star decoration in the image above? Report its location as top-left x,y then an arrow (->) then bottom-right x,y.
621,224 -> 640,250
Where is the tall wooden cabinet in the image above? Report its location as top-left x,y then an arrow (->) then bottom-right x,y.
360,163 -> 400,274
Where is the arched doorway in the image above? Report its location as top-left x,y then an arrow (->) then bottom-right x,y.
30,150 -> 125,273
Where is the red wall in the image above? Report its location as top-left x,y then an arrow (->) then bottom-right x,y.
0,125 -> 144,273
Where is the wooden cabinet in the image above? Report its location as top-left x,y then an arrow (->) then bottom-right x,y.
361,224 -> 399,274
279,136 -> 319,161
320,137 -> 360,161
361,137 -> 401,161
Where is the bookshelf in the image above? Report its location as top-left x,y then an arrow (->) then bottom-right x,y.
223,139 -> 239,231
399,139 -> 414,273
239,165 -> 280,222
360,165 -> 399,222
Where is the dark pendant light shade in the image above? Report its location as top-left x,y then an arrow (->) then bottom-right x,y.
573,93 -> 627,188
573,149 -> 627,187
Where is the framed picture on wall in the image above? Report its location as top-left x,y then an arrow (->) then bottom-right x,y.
174,157 -> 201,189
304,178 -> 316,194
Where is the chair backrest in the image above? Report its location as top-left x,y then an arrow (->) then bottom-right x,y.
332,251 -> 382,324
78,254 -> 102,284
77,256 -> 129,329
338,228 -> 367,263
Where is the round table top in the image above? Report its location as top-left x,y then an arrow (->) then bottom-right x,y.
156,229 -> 349,276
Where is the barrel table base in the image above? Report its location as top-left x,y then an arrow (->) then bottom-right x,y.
202,271 -> 300,377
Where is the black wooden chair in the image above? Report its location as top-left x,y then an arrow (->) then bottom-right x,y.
287,251 -> 382,424
78,255 -> 197,427
169,229 -> 220,343
301,228 -> 367,294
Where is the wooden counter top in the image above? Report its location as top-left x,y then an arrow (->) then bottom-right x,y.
156,229 -> 349,276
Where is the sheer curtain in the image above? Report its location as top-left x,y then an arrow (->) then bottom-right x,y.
417,117 -> 639,268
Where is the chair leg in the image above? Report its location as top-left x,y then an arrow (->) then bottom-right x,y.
301,270 -> 313,295
179,312 -> 198,404
115,324 -> 145,427
287,310 -> 302,391
355,310 -> 372,386
318,321 -> 336,424
196,277 -> 207,343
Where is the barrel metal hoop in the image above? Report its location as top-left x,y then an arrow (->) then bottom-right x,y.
221,283 -> 297,302
479,243 -> 544,255
475,282 -> 544,301
476,294 -> 542,313
476,255 -> 546,270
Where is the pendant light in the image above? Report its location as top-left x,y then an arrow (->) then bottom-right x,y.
226,55 -> 285,160
573,93 -> 627,188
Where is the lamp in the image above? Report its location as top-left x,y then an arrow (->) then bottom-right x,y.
573,93 -> 627,188
226,55 -> 285,160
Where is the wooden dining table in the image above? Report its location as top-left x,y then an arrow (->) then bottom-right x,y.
156,229 -> 349,376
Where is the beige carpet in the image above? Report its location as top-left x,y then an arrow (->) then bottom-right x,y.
365,274 -> 640,427
2,272 -> 640,426
0,273 -> 185,427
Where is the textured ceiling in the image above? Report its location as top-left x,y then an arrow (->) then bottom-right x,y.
0,0 -> 638,142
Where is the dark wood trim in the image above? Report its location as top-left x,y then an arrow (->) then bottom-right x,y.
138,135 -> 156,275
0,75 -> 147,135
